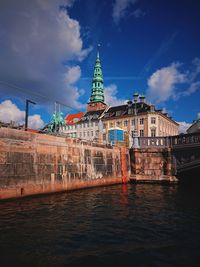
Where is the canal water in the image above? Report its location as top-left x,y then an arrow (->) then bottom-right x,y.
0,184 -> 200,267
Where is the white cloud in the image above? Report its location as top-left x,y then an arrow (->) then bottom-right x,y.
180,81 -> 200,97
64,66 -> 81,84
0,100 -> 25,124
104,84 -> 126,106
113,0 -> 143,24
0,0 -> 92,110
28,114 -> 44,129
146,59 -> 200,103
0,100 -> 44,129
147,63 -> 186,103
177,121 -> 191,134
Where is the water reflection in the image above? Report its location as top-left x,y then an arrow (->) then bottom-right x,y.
0,184 -> 200,267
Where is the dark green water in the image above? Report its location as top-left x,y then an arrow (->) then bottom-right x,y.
0,184 -> 200,267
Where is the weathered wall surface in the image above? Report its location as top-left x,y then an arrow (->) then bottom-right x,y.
130,148 -> 177,183
0,128 -> 129,200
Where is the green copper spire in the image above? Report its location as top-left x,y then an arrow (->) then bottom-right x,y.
90,46 -> 104,103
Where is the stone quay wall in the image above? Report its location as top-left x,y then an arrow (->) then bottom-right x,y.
129,148 -> 177,183
0,128 -> 130,200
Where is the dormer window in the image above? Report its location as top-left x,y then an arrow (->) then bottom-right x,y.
73,118 -> 78,123
116,111 -> 121,116
128,108 -> 133,115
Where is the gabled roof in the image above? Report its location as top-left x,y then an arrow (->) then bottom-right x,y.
102,102 -> 151,119
64,112 -> 84,125
187,118 -> 200,133
78,109 -> 105,122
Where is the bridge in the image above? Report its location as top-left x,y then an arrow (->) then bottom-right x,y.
137,133 -> 200,181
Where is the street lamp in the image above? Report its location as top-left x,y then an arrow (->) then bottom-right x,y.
25,99 -> 36,131
133,92 -> 139,148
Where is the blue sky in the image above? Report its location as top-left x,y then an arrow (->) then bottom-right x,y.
0,0 -> 199,132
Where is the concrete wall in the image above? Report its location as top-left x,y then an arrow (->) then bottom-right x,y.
0,128 -> 129,200
130,148 -> 177,183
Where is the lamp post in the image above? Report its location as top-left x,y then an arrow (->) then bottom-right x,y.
133,92 -> 139,148
25,99 -> 36,131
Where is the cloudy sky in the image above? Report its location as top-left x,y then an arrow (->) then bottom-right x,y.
0,0 -> 199,132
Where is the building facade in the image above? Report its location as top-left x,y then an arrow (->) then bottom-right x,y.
63,112 -> 84,138
102,98 -> 179,143
62,50 -> 179,144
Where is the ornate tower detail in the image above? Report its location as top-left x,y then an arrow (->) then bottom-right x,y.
87,47 -> 107,112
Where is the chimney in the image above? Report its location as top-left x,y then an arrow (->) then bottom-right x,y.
139,95 -> 145,103
127,100 -> 132,107
150,105 -> 155,112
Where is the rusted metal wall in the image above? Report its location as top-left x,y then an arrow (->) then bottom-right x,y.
0,128 -> 130,200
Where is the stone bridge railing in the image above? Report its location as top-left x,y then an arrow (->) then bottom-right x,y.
171,132 -> 200,147
138,136 -> 171,148
138,132 -> 200,148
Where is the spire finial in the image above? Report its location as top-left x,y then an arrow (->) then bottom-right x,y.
97,43 -> 100,58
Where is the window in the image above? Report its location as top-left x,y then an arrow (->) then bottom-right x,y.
140,118 -> 144,125
151,129 -> 156,137
140,130 -> 144,137
95,121 -> 98,126
87,131 -> 90,137
91,131 -> 93,136
83,123 -> 85,128
128,108 -> 133,115
117,121 -> 122,127
124,120 -> 128,127
91,122 -> 93,127
83,132 -> 86,137
79,132 -> 82,138
103,133 -> 106,140
151,117 -> 156,124
104,113 -> 110,118
87,122 -> 89,127
103,123 -> 106,129
116,111 -> 121,116
96,130 -> 99,136
131,119 -> 135,126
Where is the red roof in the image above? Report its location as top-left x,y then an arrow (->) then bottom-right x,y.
64,112 -> 84,125
26,128 -> 39,133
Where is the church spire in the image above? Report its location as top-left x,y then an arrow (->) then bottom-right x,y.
87,45 -> 107,112
90,45 -> 104,103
